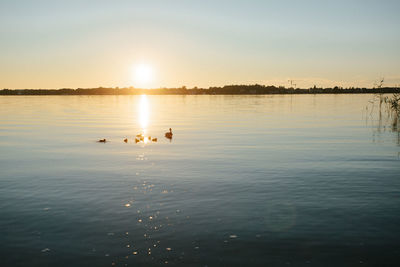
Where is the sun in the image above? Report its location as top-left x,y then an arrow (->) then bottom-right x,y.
133,64 -> 154,88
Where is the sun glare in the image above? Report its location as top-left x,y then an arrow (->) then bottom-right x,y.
133,64 -> 154,88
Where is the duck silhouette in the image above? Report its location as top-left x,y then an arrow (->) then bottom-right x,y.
124,138 -> 128,143
165,128 -> 173,139
98,138 -> 107,143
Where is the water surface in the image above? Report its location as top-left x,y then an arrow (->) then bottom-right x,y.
0,95 -> 399,266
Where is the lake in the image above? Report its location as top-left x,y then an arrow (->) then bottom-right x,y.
0,94 -> 399,267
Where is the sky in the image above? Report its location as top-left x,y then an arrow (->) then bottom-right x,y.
1,0 -> 399,89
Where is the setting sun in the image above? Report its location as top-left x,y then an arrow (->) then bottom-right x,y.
133,64 -> 154,88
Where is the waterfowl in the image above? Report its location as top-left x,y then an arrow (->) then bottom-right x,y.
135,138 -> 140,143
124,138 -> 128,143
98,138 -> 107,143
136,134 -> 143,138
165,128 -> 173,139
148,136 -> 151,140
152,138 -> 157,142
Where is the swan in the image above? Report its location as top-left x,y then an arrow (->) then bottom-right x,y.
165,128 -> 173,139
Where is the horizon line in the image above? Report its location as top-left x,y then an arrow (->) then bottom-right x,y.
2,84 -> 400,91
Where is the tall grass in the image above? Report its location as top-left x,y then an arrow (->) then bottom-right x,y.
386,93 -> 400,130
367,79 -> 400,146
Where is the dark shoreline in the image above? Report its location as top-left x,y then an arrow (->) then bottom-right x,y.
1,85 -> 399,95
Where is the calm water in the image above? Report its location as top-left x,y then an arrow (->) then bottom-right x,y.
0,95 -> 399,267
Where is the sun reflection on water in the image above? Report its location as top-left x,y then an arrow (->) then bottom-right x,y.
139,94 -> 149,134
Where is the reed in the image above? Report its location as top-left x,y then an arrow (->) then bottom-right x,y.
368,78 -> 400,134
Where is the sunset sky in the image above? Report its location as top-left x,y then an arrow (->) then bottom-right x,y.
1,0 -> 399,89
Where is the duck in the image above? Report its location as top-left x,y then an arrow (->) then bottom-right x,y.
165,128 -> 173,139
124,138 -> 128,143
152,138 -> 157,142
98,138 -> 107,143
135,138 -> 140,143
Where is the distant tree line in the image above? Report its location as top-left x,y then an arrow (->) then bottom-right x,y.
1,85 -> 400,95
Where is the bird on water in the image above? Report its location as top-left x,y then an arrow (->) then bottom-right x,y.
165,128 -> 173,139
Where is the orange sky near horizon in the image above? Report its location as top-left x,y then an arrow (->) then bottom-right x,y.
1,0 -> 400,89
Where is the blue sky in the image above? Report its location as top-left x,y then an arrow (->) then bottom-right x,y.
1,0 -> 399,88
